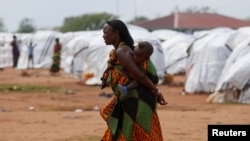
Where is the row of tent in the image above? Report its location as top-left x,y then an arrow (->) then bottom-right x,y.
0,24 -> 250,104
185,27 -> 250,104
0,25 -> 166,85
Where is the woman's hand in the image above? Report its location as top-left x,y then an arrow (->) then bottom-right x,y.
152,89 -> 168,105
156,91 -> 168,105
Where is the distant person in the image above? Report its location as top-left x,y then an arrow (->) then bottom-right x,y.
27,41 -> 37,69
10,35 -> 20,68
50,38 -> 62,74
117,41 -> 154,95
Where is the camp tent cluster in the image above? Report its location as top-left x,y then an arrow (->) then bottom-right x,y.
1,24 -> 250,104
0,25 -> 166,86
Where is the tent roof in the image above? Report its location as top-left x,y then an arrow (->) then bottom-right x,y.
133,12 -> 250,30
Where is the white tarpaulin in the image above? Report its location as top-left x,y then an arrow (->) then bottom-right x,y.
161,32 -> 195,74
216,27 -> 250,91
62,30 -> 102,77
0,33 -> 13,68
184,28 -> 235,94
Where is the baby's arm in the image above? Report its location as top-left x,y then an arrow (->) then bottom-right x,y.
122,68 -> 139,90
126,80 -> 139,90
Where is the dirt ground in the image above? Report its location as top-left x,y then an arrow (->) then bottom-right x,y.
0,68 -> 249,141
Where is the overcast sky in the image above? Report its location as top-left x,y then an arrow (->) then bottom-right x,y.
0,0 -> 249,32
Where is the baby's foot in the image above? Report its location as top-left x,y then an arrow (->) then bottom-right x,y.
118,84 -> 128,95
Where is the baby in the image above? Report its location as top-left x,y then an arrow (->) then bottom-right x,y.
118,41 -> 154,95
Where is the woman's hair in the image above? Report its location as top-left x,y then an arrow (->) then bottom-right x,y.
55,38 -> 59,42
106,19 -> 134,49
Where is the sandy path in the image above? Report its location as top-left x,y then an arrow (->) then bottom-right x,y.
0,68 -> 249,141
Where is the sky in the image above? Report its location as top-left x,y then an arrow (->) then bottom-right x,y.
0,0 -> 249,32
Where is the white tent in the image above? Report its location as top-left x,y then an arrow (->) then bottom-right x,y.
208,27 -> 250,104
161,32 -> 195,74
0,33 -> 13,68
184,28 -> 235,94
63,36 -> 89,76
82,35 -> 113,85
62,30 -> 107,85
216,27 -> 250,92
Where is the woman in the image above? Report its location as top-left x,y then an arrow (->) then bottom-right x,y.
10,35 -> 20,68
50,38 -> 62,74
100,19 -> 167,141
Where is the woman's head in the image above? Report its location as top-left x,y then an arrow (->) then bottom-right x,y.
103,20 -> 134,48
55,38 -> 60,43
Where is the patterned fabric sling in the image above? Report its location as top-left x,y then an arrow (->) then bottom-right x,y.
100,44 -> 163,141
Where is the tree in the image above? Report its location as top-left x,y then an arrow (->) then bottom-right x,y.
0,18 -> 5,32
17,18 -> 36,33
60,12 -> 118,32
173,6 -> 216,13
186,6 -> 215,13
129,16 -> 148,24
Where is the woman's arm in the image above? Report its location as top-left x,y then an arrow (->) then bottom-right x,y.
117,46 -> 167,105
116,46 -> 159,91
117,46 -> 156,90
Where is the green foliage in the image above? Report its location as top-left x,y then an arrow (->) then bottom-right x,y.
172,6 -> 216,13
185,6 -> 215,13
245,17 -> 250,21
17,18 -> 36,33
0,18 -> 5,32
60,12 -> 118,32
128,16 -> 148,24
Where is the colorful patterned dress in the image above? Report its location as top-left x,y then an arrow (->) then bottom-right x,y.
100,46 -> 164,141
50,42 -> 61,73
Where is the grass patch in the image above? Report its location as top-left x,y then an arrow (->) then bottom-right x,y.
38,104 -> 97,112
39,105 -> 82,111
0,84 -> 60,93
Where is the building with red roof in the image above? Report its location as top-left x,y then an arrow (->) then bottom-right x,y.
133,12 -> 250,32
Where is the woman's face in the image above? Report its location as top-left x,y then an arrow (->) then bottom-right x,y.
102,24 -> 116,45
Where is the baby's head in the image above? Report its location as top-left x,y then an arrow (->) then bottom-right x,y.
134,41 -> 153,64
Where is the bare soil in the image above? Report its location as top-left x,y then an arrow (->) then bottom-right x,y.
0,68 -> 249,141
